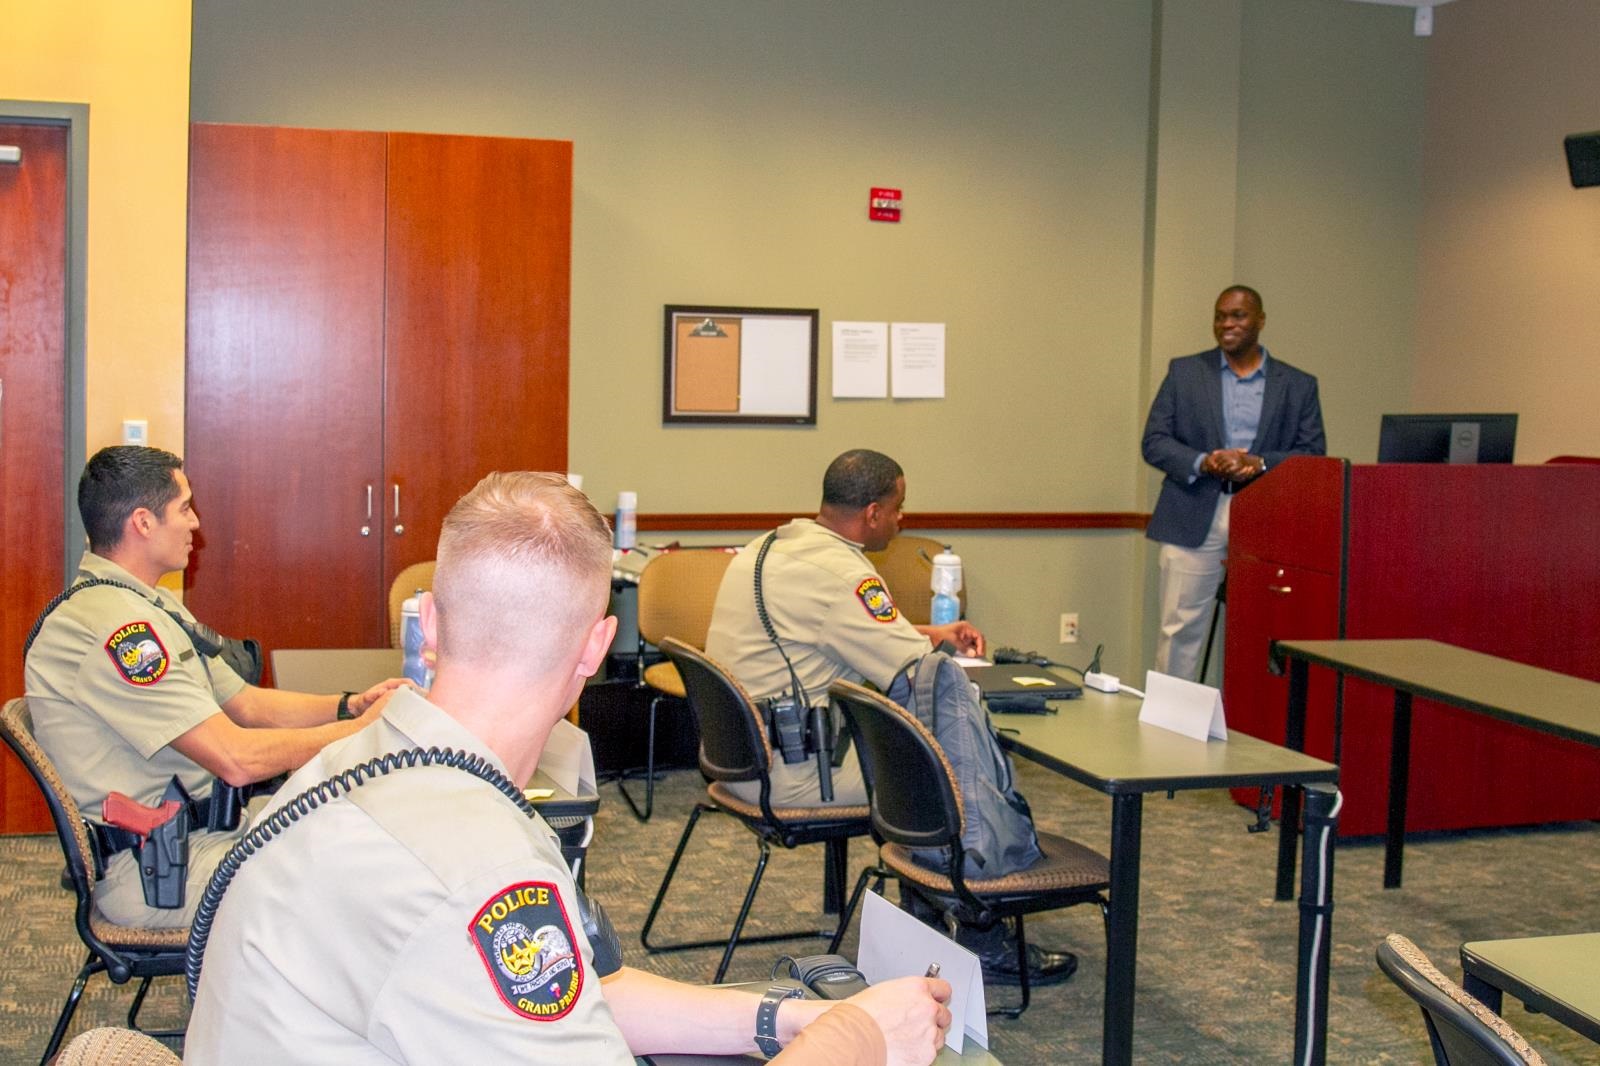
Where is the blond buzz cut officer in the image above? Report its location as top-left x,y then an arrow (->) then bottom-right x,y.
184,472 -> 952,1065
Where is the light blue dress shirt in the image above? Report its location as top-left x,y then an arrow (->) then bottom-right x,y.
1188,348 -> 1269,480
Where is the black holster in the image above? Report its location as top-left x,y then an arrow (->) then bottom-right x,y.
139,778 -> 193,909
757,696 -> 842,802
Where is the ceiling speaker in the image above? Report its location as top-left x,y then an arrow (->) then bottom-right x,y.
1564,131 -> 1600,188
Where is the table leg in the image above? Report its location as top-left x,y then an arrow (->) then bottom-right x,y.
1294,784 -> 1339,1066
1103,792 -> 1143,1066
1276,658 -> 1310,901
1385,690 -> 1412,889
1462,971 -> 1504,1015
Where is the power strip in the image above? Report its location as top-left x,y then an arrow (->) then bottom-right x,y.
1084,671 -> 1120,693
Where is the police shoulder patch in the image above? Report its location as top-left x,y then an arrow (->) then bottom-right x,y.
855,577 -> 899,623
469,881 -> 585,1021
104,622 -> 169,686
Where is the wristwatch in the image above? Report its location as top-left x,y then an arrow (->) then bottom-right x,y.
755,982 -> 805,1058
336,691 -> 357,720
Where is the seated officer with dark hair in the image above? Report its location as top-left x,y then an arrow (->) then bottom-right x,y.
706,449 -> 1078,987
706,448 -> 984,809
184,472 -> 951,1065
23,446 -> 407,928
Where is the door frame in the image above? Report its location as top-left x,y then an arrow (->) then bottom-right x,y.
1,100 -> 89,579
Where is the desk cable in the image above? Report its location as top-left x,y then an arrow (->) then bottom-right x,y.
1300,787 -> 1344,1066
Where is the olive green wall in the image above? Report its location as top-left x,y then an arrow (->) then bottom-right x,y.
187,0 -> 1425,676
1236,0 -> 1425,465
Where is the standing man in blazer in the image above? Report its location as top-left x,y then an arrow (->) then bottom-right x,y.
1142,286 -> 1326,681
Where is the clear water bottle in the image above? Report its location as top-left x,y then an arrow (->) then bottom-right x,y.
401,594 -> 430,688
930,551 -> 962,625
615,491 -> 638,551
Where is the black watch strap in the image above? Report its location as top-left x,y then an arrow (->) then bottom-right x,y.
755,982 -> 804,1058
336,691 -> 356,720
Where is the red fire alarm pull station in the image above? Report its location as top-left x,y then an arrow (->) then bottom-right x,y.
869,187 -> 902,222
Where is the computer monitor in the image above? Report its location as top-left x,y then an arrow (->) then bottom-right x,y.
1377,413 -> 1517,464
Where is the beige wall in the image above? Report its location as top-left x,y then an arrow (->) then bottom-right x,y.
1414,0 -> 1600,463
1237,0 -> 1425,464
4,0 -> 192,454
177,0 -> 1424,673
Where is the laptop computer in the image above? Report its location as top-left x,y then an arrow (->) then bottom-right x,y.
963,663 -> 1082,700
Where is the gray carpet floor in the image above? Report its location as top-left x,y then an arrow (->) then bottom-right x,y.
3,761 -> 1597,1064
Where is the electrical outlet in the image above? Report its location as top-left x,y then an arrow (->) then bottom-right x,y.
1059,612 -> 1079,643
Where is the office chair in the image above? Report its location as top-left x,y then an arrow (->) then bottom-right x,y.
55,1028 -> 181,1066
864,534 -> 962,626
826,680 -> 1110,1018
1376,933 -> 1546,1066
640,639 -> 869,982
387,560 -> 436,648
0,699 -> 189,1065
621,547 -> 735,820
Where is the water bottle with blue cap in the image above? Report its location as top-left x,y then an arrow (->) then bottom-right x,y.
930,551 -> 962,625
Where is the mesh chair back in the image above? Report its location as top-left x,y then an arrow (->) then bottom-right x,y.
1376,934 -> 1546,1066
388,560 -> 437,648
828,681 -> 963,851
638,549 -> 734,649
660,638 -> 771,784
864,534 -> 963,626
0,699 -> 98,901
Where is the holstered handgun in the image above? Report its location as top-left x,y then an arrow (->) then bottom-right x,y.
102,776 -> 192,909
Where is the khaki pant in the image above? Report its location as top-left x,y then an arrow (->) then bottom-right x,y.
1154,494 -> 1230,682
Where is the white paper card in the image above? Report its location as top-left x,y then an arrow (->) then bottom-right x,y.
890,322 -> 946,398
831,321 -> 889,398
539,719 -> 596,796
1138,670 -> 1228,741
857,890 -> 987,1051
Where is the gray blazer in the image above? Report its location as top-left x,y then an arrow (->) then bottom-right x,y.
1142,349 -> 1326,548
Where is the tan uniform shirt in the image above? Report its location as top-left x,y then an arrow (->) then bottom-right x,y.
705,519 -> 930,806
23,552 -> 248,927
184,687 -> 631,1065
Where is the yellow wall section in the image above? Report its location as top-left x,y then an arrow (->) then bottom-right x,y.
3,0 -> 192,456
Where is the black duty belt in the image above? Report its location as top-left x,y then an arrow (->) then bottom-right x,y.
90,792 -> 222,859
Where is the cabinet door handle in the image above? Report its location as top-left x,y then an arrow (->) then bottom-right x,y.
393,484 -> 404,535
361,484 -> 372,537
1268,584 -> 1293,595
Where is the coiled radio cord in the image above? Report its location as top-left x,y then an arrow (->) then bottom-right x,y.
185,746 -> 529,1001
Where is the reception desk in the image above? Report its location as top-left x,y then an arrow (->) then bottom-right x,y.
1223,456 -> 1600,837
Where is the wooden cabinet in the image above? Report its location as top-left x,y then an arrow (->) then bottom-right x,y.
184,124 -> 570,663
1225,456 -> 1600,837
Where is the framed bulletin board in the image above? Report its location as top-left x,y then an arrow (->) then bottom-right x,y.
663,305 -> 818,425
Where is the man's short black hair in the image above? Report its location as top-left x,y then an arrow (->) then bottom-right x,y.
79,446 -> 185,553
1218,284 -> 1264,313
821,449 -> 903,510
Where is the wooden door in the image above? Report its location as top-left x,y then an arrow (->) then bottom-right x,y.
381,133 -> 571,588
185,124 -> 388,656
0,122 -> 68,832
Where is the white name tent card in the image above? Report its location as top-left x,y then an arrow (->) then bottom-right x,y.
1138,670 -> 1227,741
857,890 -> 987,1052
539,718 -> 596,796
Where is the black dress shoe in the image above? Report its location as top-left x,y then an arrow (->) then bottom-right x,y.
979,943 -> 1079,987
